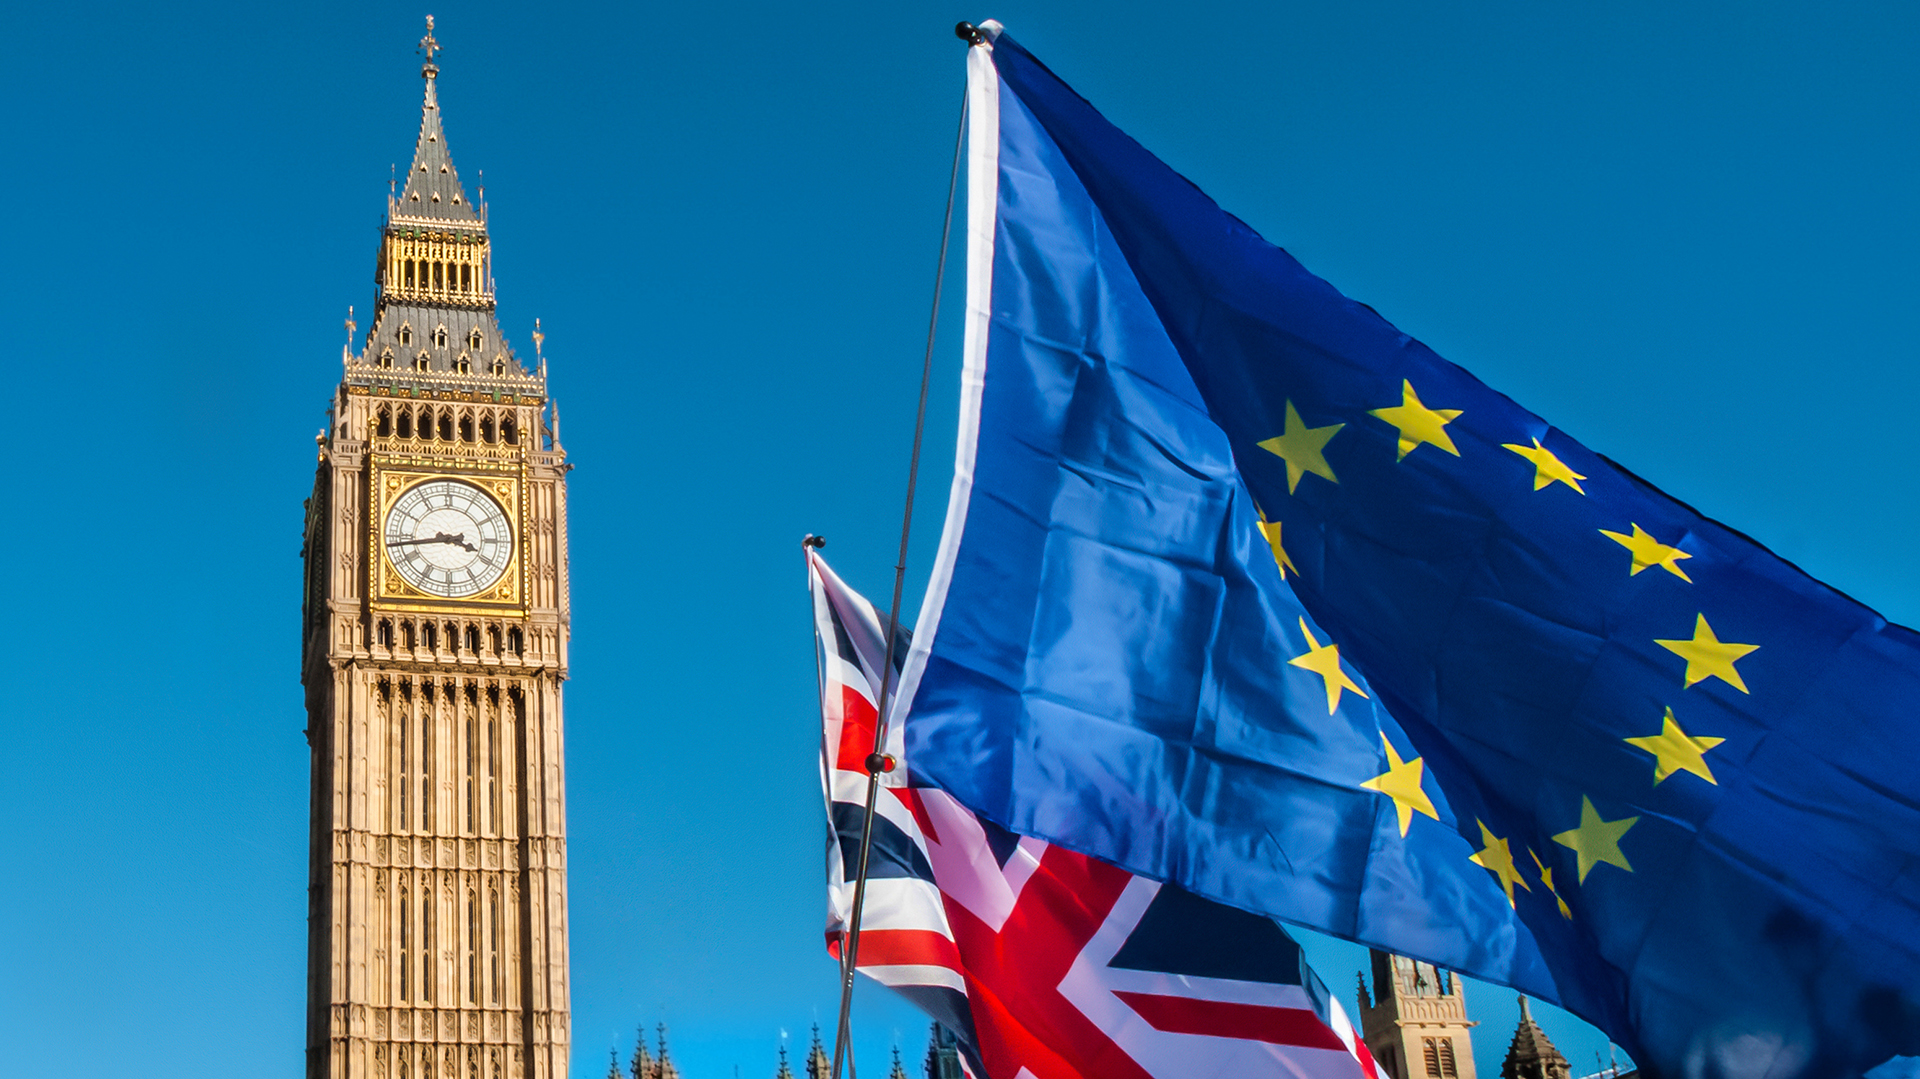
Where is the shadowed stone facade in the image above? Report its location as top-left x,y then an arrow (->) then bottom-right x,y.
1361,950 -> 1481,1079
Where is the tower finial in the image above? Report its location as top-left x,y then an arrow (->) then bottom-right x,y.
419,15 -> 440,78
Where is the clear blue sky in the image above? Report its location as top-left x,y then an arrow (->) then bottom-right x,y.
1,2 -> 1914,1077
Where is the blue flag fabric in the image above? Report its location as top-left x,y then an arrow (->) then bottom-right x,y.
895,26 -> 1920,1079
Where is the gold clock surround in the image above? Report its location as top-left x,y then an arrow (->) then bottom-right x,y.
370,468 -> 527,612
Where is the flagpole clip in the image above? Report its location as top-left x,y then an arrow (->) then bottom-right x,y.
803,534 -> 826,549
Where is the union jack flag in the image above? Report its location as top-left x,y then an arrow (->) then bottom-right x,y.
811,549 -> 1392,1079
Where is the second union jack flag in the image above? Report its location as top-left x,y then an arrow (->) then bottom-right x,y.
811,549 -> 1389,1079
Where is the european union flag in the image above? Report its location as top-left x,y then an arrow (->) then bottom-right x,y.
894,24 -> 1920,1079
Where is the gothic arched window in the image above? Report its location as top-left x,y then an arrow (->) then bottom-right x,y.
399,324 -> 413,347
438,412 -> 454,441
507,627 -> 524,657
377,619 -> 393,648
434,325 -> 448,348
455,354 -> 471,376
469,329 -> 484,351
375,408 -> 392,438
501,416 -> 517,445
487,625 -> 501,655
480,415 -> 495,443
421,888 -> 434,1004
486,706 -> 499,831
466,890 -> 479,1004
465,705 -> 478,832
380,348 -> 395,370
488,889 -> 501,1004
465,625 -> 480,653
398,885 -> 412,1001
415,351 -> 431,373
460,264 -> 472,292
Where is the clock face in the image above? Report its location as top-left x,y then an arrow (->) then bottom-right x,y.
383,479 -> 514,598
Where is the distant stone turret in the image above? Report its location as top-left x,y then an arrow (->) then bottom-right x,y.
923,1023 -> 966,1079
1500,997 -> 1570,1079
1358,950 -> 1480,1079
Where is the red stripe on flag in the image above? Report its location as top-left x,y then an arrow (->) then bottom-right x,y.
891,787 -> 942,845
836,684 -> 878,774
846,928 -> 963,972
1112,992 -> 1349,1051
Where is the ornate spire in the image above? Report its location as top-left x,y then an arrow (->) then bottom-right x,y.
607,1048 -> 624,1079
656,1024 -> 681,1079
395,15 -> 479,224
888,1045 -> 908,1079
805,1025 -> 830,1079
629,1025 -> 656,1079
774,1045 -> 795,1079
1500,996 -> 1571,1079
347,17 -> 539,390
419,15 -> 440,78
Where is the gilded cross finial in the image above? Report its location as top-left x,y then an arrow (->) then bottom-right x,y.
419,15 -> 440,77
345,305 -> 357,343
532,318 -> 545,358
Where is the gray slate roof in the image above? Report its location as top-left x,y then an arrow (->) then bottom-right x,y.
396,75 -> 480,225
361,302 -> 527,378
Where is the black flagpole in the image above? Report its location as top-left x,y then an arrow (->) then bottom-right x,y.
829,38 -> 974,1079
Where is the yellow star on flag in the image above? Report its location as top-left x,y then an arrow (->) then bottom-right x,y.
1288,617 -> 1368,714
1528,848 -> 1573,920
1359,735 -> 1439,837
1552,796 -> 1638,883
1256,513 -> 1298,579
1258,401 -> 1343,494
1502,437 -> 1587,494
1625,708 -> 1724,785
1369,379 -> 1463,461
1468,820 -> 1531,907
1600,523 -> 1693,581
1655,614 -> 1758,693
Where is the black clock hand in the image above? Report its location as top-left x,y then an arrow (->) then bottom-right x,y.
387,531 -> 478,552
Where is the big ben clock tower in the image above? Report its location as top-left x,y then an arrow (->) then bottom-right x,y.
300,19 -> 571,1079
